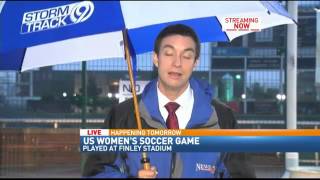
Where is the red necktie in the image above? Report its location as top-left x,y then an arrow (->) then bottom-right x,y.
165,102 -> 180,129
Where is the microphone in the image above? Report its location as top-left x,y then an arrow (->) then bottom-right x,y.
140,152 -> 151,170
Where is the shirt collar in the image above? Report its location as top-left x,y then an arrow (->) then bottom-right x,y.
157,82 -> 193,109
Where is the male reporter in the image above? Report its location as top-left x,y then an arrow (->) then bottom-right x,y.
82,24 -> 255,178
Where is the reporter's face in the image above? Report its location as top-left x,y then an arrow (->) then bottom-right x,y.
153,35 -> 198,92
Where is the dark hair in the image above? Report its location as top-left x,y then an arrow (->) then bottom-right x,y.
153,24 -> 200,60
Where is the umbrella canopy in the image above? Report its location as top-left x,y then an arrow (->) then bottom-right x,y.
0,1 -> 294,71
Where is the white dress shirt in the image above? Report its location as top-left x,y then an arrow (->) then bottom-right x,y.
157,83 -> 194,129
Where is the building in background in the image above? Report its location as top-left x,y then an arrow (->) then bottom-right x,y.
211,1 -> 320,115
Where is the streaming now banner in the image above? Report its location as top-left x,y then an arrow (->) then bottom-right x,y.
80,129 -> 320,152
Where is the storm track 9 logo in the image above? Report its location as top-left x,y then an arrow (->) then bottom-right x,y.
20,1 -> 94,34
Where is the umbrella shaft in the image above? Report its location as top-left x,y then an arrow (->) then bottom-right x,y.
122,29 -> 142,129
123,29 -> 150,171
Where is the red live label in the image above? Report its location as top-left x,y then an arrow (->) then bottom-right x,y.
87,129 -> 101,135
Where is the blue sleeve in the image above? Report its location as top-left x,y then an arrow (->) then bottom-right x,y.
86,167 -> 127,178
83,153 -> 129,178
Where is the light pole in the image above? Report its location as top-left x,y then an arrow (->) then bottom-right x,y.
283,1 -> 299,178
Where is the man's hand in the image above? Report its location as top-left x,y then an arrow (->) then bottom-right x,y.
138,166 -> 158,178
